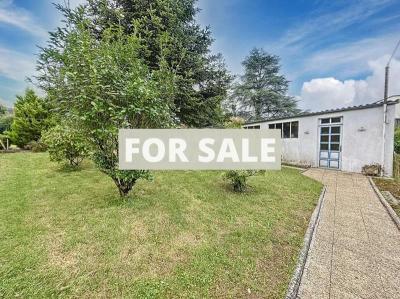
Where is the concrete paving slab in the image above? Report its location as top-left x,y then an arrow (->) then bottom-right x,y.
296,168 -> 400,299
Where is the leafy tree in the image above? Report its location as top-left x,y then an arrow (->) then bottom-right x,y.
42,124 -> 90,166
38,25 -> 176,197
233,48 -> 299,120
36,0 -> 232,128
7,89 -> 51,148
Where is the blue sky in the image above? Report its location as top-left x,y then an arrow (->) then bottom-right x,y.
1,0 -> 400,111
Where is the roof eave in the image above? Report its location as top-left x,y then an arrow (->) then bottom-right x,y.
244,100 -> 399,125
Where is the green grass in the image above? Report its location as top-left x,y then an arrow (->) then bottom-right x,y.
372,178 -> 400,216
0,152 -> 322,298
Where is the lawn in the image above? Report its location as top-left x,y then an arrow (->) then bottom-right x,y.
0,152 -> 322,298
372,178 -> 400,216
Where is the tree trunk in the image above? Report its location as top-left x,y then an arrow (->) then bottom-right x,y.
113,178 -> 136,198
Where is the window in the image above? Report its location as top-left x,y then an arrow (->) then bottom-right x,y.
320,117 -> 342,125
331,126 -> 341,134
320,143 -> 329,150
321,135 -> 329,142
244,125 -> 260,129
283,122 -> 290,138
291,121 -> 299,138
330,135 -> 340,142
321,127 -> 329,134
331,143 -> 340,151
267,121 -> 299,139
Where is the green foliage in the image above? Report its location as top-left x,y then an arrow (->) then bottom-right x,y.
0,105 -> 5,115
37,0 -> 232,128
231,48 -> 299,120
223,170 -> 258,192
0,114 -> 13,134
25,140 -> 48,153
224,116 -> 245,129
42,124 -> 90,166
394,128 -> 400,154
6,89 -> 51,148
222,118 -> 260,192
37,25 -> 176,197
393,153 -> 400,179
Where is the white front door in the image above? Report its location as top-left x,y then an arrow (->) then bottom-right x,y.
319,117 -> 342,169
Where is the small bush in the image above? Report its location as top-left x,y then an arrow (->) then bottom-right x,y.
224,170 -> 259,192
222,117 -> 261,193
42,124 -> 90,167
26,140 -> 48,152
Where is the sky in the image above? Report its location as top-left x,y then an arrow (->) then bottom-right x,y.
0,0 -> 400,112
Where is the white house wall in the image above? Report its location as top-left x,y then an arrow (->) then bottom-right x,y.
247,104 -> 396,176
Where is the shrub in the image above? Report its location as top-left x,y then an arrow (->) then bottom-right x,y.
42,125 -> 89,167
224,170 -> 258,192
25,140 -> 48,152
222,117 -> 262,192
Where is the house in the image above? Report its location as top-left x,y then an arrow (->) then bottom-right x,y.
243,98 -> 400,176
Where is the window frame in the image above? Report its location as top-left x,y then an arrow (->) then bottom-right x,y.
283,122 -> 291,138
320,117 -> 343,125
290,121 -> 299,138
244,125 -> 261,129
267,121 -> 299,139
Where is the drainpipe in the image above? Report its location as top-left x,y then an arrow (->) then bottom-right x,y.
381,66 -> 389,176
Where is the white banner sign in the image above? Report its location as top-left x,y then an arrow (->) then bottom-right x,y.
119,129 -> 282,170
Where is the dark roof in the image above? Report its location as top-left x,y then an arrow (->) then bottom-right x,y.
244,100 -> 399,125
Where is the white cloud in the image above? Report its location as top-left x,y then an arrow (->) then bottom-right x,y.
0,47 -> 36,81
301,33 -> 400,78
276,0 -> 396,53
298,56 -> 400,111
0,0 -> 47,37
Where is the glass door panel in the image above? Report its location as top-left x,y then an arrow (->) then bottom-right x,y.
319,125 -> 342,169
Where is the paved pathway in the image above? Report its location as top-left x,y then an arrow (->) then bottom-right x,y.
297,169 -> 400,299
